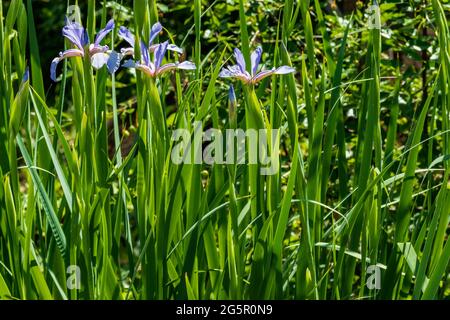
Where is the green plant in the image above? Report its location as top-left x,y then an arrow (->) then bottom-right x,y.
0,0 -> 448,300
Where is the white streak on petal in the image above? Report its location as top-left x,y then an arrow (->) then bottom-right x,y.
91,52 -> 109,69
177,61 -> 196,70
273,66 -> 295,74
167,44 -> 184,54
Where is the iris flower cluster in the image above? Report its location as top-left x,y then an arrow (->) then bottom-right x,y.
50,19 -> 195,81
50,18 -> 294,85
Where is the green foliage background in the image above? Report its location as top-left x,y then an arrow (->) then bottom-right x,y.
0,0 -> 449,300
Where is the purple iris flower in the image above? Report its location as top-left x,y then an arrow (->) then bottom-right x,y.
219,47 -> 295,85
118,22 -> 183,59
50,18 -> 116,81
123,40 -> 195,78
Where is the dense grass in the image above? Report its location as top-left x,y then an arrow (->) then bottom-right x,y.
0,0 -> 449,300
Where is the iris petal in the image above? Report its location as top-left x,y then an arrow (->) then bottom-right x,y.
156,63 -> 177,75
252,66 -> 294,83
118,26 -> 135,47
136,63 -> 155,77
234,48 -> 246,73
228,65 -> 242,74
91,52 -> 110,69
50,57 -> 61,82
251,47 -> 263,76
219,68 -> 234,78
95,19 -> 115,46
149,22 -> 163,46
82,29 -> 90,47
154,41 -> 168,69
252,69 -> 275,83
219,64 -> 251,83
273,65 -> 295,74
140,40 -> 150,66
149,43 -> 183,54
167,44 -> 184,54
89,44 -> 109,56
176,61 -> 196,70
156,61 -> 196,76
107,50 -> 121,74
62,20 -> 86,50
50,49 -> 84,82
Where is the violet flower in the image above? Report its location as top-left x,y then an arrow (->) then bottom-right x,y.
50,18 -> 117,81
123,41 -> 195,78
219,47 -> 295,85
118,22 -> 183,59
